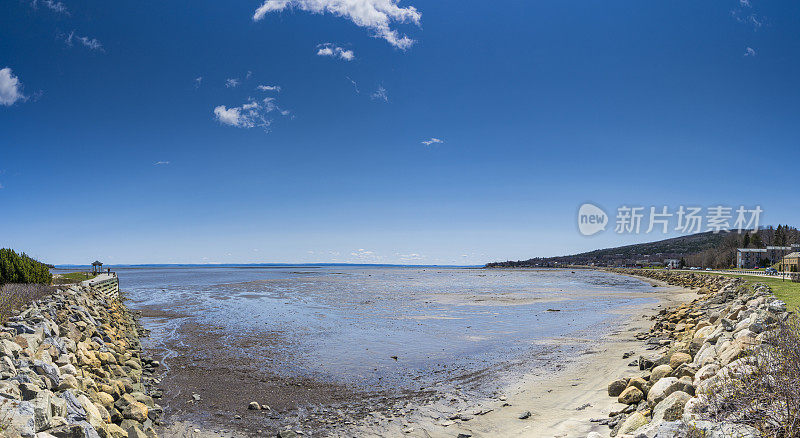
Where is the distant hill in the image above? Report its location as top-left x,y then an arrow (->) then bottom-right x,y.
486,231 -> 731,268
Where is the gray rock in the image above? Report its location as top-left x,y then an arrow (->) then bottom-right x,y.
0,397 -> 36,437
608,378 -> 628,397
647,377 -> 682,405
721,318 -> 735,331
768,300 -> 787,313
33,361 -> 61,387
651,391 -> 691,422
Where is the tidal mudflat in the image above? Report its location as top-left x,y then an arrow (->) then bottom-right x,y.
115,266 -> 664,436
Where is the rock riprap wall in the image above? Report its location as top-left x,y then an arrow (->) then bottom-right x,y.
0,284 -> 160,438
594,269 -> 788,437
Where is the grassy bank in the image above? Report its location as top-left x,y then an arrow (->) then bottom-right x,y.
700,272 -> 800,309
53,271 -> 97,284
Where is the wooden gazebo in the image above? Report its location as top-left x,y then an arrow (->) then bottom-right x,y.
91,260 -> 103,274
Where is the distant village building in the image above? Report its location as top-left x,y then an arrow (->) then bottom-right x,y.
736,244 -> 800,269
665,259 -> 680,269
736,249 -> 766,269
779,252 -> 800,272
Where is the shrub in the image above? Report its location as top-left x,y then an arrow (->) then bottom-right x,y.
0,248 -> 52,285
0,283 -> 54,323
698,314 -> 800,437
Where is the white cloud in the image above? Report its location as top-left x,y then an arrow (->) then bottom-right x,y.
30,0 -> 68,14
195,77 -> 203,88
740,0 -> 750,7
65,31 -> 104,51
246,70 -> 253,79
154,161 -> 170,165
257,84 -> 281,92
225,78 -> 240,88
744,47 -> 757,57
421,137 -> 443,146
371,86 -> 388,102
0,68 -> 26,107
316,43 -> 355,61
253,0 -> 421,49
213,97 -> 289,131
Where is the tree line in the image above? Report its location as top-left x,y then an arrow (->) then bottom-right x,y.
681,225 -> 799,269
0,248 -> 52,285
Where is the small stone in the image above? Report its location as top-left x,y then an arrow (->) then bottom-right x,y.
249,401 -> 261,410
518,411 -> 531,419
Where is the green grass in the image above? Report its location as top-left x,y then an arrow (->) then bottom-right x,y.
52,272 -> 97,284
700,271 -> 800,310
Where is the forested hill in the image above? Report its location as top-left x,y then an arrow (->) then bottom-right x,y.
486,231 -> 730,268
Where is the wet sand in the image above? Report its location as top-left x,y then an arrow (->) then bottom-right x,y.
350,279 -> 696,438
138,270 -> 694,437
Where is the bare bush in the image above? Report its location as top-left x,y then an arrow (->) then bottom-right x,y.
0,283 -> 54,323
698,314 -> 800,437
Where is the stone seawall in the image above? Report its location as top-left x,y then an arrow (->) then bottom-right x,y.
591,269 -> 789,438
0,283 -> 161,438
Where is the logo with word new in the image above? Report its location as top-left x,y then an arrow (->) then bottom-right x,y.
578,203 -> 608,236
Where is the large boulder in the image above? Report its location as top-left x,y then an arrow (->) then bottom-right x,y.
0,397 -> 36,437
693,363 -> 720,387
669,352 -> 692,369
650,364 -> 672,382
618,386 -> 644,405
608,378 -> 628,397
647,377 -> 682,405
651,391 -> 692,422
617,411 -> 648,435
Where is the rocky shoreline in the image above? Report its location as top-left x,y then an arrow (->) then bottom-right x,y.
593,269 -> 788,438
0,284 -> 162,438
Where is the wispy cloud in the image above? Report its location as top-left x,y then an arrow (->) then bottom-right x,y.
195,77 -> 203,88
421,138 -> 443,146
349,248 -> 382,262
346,76 -> 360,94
257,84 -> 281,92
316,43 -> 355,61
225,78 -> 240,88
30,0 -> 69,14
744,47 -> 757,57
0,68 -> 26,107
154,161 -> 170,165
253,0 -> 421,49
64,31 -> 104,51
739,0 -> 750,7
731,7 -> 764,30
396,253 -> 425,263
246,70 -> 253,80
371,86 -> 388,102
213,97 -> 291,131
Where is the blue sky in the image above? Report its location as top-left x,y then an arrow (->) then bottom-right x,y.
1,0 -> 799,265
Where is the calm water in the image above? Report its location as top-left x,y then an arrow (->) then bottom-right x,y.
66,266 -> 657,393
